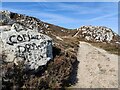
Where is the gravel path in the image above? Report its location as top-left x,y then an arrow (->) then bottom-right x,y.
72,41 -> 118,88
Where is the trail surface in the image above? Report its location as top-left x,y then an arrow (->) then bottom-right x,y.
73,41 -> 118,88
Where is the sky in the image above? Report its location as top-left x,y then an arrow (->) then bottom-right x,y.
0,2 -> 118,33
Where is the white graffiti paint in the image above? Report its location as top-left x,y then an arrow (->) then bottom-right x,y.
0,23 -> 53,70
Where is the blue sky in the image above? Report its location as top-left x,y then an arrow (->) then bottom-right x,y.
1,2 -> 118,33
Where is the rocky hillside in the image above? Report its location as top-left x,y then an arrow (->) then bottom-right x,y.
0,10 -> 76,36
1,10 -> 119,44
0,10 -> 79,89
0,10 -> 119,89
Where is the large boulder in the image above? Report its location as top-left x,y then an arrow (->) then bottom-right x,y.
0,23 -> 53,70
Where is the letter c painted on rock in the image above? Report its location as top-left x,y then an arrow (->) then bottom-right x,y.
7,35 -> 17,45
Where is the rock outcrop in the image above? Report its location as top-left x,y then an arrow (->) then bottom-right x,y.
74,25 -> 120,44
0,10 -> 15,25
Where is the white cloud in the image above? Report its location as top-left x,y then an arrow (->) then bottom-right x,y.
1,7 -> 79,24
35,12 -> 78,23
1,2 -> 118,33
85,13 -> 117,22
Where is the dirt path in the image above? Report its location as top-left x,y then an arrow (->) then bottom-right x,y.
72,41 -> 118,88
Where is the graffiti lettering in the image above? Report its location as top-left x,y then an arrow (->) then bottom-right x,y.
7,35 -> 17,45
16,42 -> 47,61
17,42 -> 46,53
13,23 -> 27,32
7,33 -> 46,46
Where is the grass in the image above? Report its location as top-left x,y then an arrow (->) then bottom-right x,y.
89,42 -> 120,56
